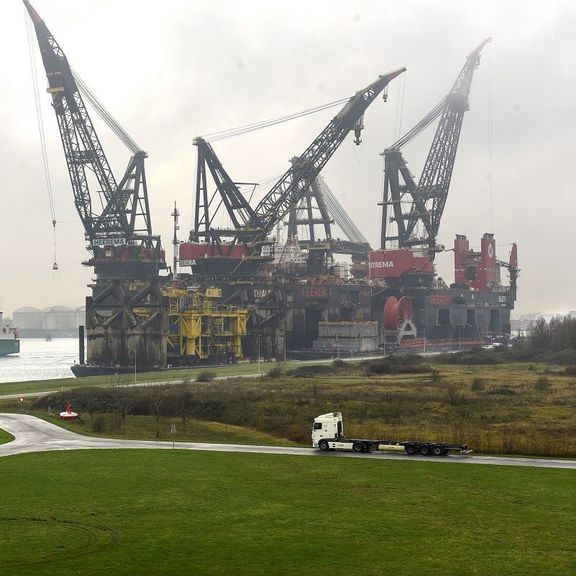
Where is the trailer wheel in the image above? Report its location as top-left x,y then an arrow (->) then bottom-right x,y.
318,440 -> 329,452
432,446 -> 443,456
404,444 -> 416,455
420,445 -> 430,456
353,442 -> 364,453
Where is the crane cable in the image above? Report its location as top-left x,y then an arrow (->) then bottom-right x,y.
26,15 -> 58,271
486,45 -> 495,233
202,96 -> 351,143
72,68 -> 142,154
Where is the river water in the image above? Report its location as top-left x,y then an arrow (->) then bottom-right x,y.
0,338 -> 79,384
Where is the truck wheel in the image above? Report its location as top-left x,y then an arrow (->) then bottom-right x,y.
420,445 -> 430,456
318,440 -> 329,452
432,446 -> 443,456
353,442 -> 364,453
404,444 -> 416,455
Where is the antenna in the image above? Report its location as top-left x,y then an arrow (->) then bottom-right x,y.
171,202 -> 180,285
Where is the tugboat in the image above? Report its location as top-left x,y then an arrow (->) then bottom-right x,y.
0,311 -> 19,356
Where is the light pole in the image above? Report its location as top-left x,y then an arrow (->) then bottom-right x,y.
258,335 -> 261,374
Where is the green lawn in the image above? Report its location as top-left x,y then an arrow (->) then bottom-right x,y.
0,450 -> 574,575
0,428 -> 13,444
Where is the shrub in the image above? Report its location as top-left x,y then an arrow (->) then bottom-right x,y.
535,376 -> 551,391
488,387 -> 517,396
361,355 -> 429,376
267,367 -> 283,378
430,369 -> 443,383
332,359 -> 347,370
471,377 -> 485,391
91,415 -> 106,433
433,350 -> 503,365
196,371 -> 216,383
445,384 -> 466,406
287,365 -> 333,378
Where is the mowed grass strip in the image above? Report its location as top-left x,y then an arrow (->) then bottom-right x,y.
0,450 -> 574,576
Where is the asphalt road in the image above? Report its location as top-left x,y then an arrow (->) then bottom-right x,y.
1,414 -> 575,469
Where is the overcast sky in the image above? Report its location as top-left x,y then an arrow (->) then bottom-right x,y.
0,0 -> 574,316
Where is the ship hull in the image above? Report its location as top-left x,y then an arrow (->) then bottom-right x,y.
0,339 -> 20,356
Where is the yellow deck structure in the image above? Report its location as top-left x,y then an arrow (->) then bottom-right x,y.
166,288 -> 248,364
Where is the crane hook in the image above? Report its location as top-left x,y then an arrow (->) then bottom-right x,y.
353,115 -> 364,145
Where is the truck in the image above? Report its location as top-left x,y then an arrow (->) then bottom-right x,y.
312,412 -> 470,456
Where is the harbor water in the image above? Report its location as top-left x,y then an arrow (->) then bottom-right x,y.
0,338 -> 79,384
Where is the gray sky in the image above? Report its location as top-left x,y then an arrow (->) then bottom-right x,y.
0,0 -> 574,316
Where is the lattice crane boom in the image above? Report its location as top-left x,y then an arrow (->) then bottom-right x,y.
381,39 -> 490,255
24,0 -> 163,277
252,68 -> 406,242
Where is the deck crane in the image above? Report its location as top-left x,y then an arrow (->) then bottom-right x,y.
25,0 -> 167,371
185,68 -> 405,277
24,0 -> 164,280
380,39 -> 490,257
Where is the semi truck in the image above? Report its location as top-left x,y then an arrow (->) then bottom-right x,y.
312,412 -> 470,456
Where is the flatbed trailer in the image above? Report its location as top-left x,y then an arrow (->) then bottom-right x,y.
312,412 -> 470,456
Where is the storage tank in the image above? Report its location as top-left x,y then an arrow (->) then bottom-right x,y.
13,306 -> 43,330
42,306 -> 76,331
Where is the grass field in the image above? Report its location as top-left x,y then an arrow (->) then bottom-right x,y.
0,428 -> 13,444
0,449 -> 574,575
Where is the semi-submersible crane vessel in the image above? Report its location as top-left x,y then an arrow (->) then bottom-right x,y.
25,1 -> 517,371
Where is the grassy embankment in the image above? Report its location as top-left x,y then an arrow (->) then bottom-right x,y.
9,356 -> 574,458
0,359 -> 303,396
0,450 -> 574,576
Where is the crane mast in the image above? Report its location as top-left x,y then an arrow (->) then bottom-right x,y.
381,39 -> 490,256
24,0 -> 164,279
192,137 -> 258,245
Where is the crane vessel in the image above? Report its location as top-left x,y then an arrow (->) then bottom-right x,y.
25,1 -> 517,371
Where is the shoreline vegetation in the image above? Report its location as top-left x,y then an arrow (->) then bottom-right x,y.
1,351 -> 573,458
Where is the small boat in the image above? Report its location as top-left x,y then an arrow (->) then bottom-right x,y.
0,311 -> 20,356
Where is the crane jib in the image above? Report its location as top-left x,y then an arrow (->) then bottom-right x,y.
252,68 -> 406,239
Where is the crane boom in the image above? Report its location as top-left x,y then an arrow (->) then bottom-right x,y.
381,39 -> 490,255
252,68 -> 406,241
24,0 -> 163,278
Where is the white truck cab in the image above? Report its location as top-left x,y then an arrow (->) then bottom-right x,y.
312,412 -> 344,448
